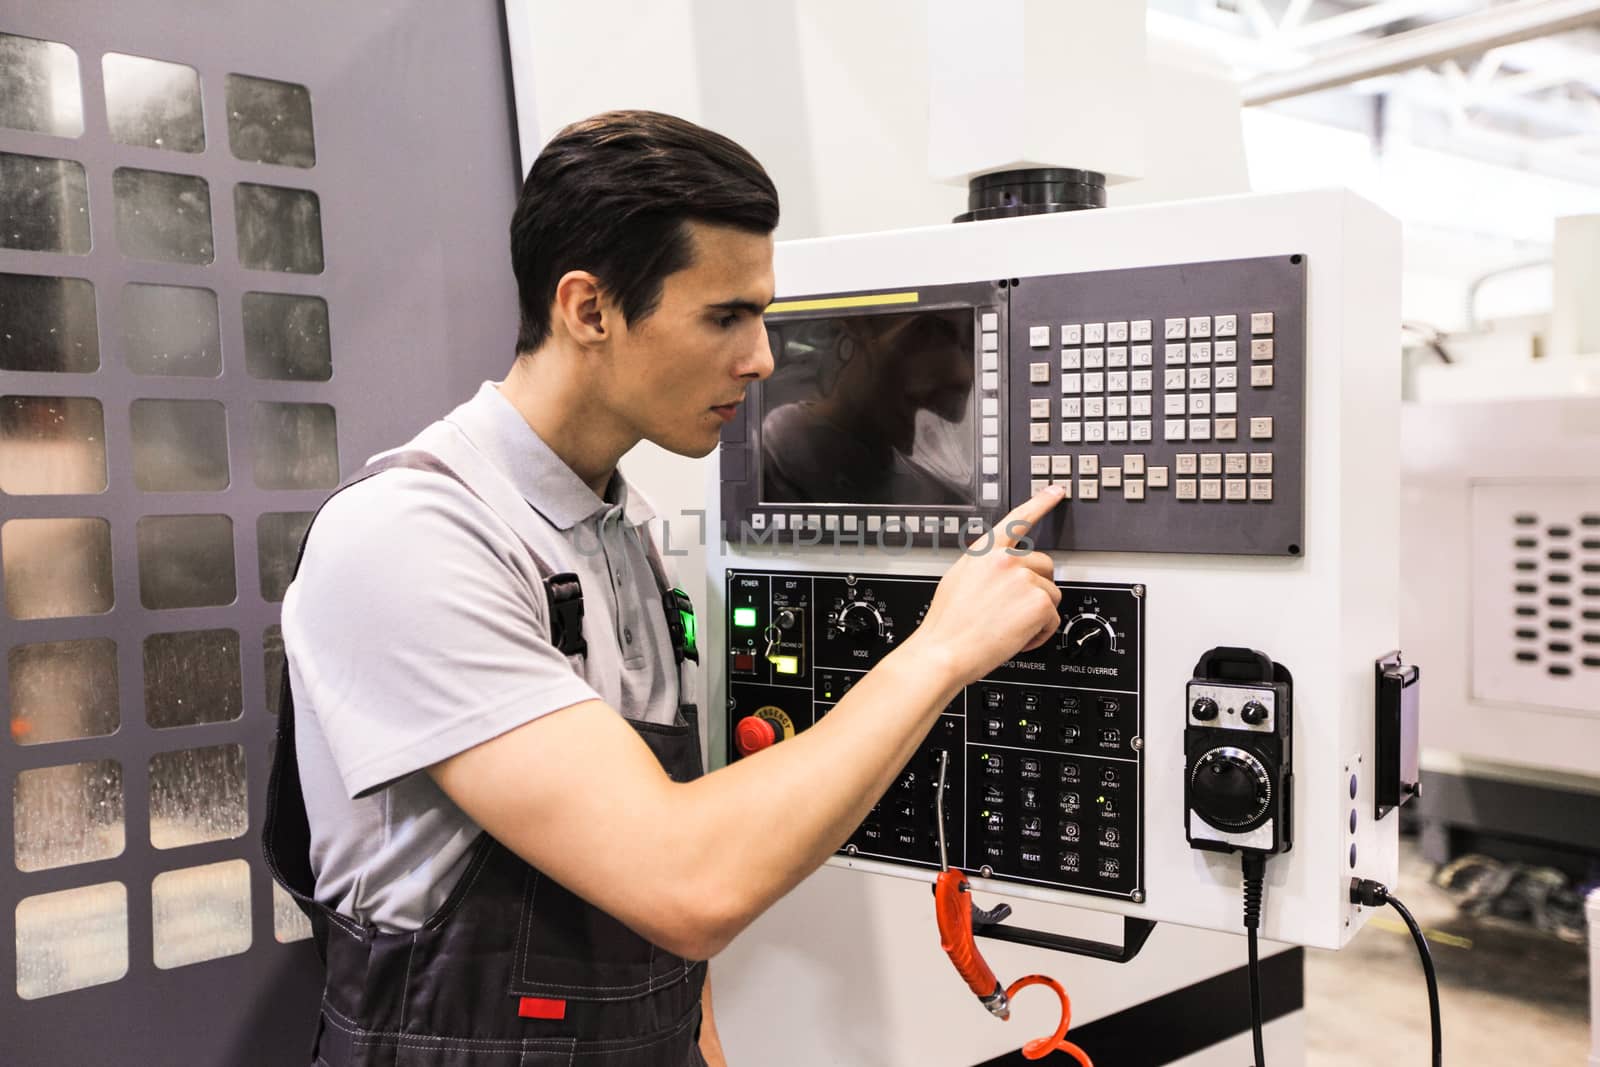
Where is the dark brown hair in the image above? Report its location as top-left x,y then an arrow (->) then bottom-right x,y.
510,110 -> 779,352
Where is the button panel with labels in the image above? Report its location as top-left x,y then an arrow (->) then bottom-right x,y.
726,569 -> 1145,901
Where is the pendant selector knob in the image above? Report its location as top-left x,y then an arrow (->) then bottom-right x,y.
1190,697 -> 1219,721
1191,747 -> 1273,828
1240,700 -> 1269,726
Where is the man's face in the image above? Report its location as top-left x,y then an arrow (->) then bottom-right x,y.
599,221 -> 776,457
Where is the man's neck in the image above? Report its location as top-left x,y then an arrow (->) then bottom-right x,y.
498,347 -> 636,498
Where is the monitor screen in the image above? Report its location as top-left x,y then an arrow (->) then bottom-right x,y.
759,308 -> 976,507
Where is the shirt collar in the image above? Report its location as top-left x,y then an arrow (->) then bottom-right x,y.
445,381 -> 653,530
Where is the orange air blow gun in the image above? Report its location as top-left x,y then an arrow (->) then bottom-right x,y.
932,751 -> 1094,1066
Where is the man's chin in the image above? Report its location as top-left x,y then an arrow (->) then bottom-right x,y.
647,431 -> 722,460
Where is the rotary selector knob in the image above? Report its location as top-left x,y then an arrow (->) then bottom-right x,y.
1190,697 -> 1219,721
837,601 -> 885,641
1240,700 -> 1269,726
1191,746 -> 1273,829
1060,615 -> 1113,659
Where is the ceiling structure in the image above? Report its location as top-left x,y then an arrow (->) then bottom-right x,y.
1148,0 -> 1600,185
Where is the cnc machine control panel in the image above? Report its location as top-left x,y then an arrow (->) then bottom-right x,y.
726,570 -> 1146,901
719,255 -> 1307,556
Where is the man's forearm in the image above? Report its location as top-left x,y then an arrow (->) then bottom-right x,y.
670,635 -> 963,951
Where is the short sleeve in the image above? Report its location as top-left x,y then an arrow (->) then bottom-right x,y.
281,470 -> 601,798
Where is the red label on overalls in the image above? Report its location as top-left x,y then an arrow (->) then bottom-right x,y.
517,997 -> 567,1020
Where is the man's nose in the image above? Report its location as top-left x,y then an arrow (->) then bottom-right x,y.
740,326 -> 775,381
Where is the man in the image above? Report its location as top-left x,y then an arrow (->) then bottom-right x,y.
268,110 -> 1066,1065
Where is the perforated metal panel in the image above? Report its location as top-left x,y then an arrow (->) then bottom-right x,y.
1470,481 -> 1600,714
1,4 -> 521,1062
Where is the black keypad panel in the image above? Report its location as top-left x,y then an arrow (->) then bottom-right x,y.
727,569 -> 1144,901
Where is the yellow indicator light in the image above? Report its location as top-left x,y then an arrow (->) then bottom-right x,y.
765,291 -> 920,315
770,655 -> 800,675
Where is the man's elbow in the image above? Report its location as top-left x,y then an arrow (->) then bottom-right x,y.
652,884 -> 755,961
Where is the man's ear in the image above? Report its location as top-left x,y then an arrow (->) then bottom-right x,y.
552,270 -> 609,345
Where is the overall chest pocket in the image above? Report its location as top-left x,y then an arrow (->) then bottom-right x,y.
508,716 -> 703,1001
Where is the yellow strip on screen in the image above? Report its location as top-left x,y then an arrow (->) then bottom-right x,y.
764,291 -> 920,315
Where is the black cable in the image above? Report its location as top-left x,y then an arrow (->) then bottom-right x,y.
1352,878 -> 1442,1067
1242,853 -> 1267,1067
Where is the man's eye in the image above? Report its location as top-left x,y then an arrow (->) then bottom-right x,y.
717,314 -> 738,329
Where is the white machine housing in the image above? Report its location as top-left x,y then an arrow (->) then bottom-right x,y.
1402,395 -> 1600,778
707,188 -> 1402,952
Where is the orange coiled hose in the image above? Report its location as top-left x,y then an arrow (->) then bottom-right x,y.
1006,975 -> 1093,1065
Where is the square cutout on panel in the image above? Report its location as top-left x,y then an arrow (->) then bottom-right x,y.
130,398 -> 230,492
16,882 -> 128,999
0,34 -> 84,138
2,517 -> 114,619
257,512 -> 313,602
0,273 -> 99,374
272,881 -> 313,944
243,292 -> 330,380
251,402 -> 338,489
102,53 -> 204,153
264,624 -> 285,713
8,638 -> 119,746
226,74 -> 315,168
144,629 -> 242,729
152,859 -> 252,969
121,284 -> 221,377
113,167 -> 214,265
13,759 -> 125,871
234,182 -> 323,274
135,514 -> 236,610
0,152 -> 90,254
149,744 -> 248,849
0,395 -> 107,494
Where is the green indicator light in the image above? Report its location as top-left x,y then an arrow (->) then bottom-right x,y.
733,607 -> 758,628
1097,796 -> 1106,805
771,655 -> 800,675
1019,720 -> 1029,727
680,610 -> 697,650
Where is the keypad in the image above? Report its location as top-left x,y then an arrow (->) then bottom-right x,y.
1022,302 -> 1282,509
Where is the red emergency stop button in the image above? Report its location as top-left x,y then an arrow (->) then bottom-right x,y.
735,716 -> 777,756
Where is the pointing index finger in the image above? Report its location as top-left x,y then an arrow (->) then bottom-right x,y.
990,484 -> 1066,551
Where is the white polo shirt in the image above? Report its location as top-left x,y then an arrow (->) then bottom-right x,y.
282,382 -> 685,931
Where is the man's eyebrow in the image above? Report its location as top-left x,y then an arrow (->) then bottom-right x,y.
706,299 -> 769,315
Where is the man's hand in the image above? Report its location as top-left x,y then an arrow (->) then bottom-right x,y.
907,484 -> 1067,686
